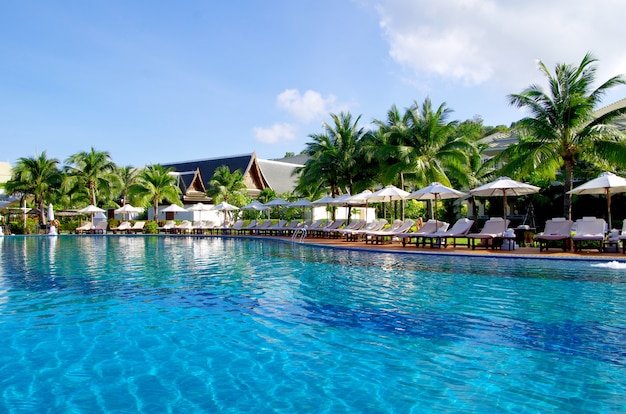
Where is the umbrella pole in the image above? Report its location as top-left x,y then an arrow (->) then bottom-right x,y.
607,188 -> 612,230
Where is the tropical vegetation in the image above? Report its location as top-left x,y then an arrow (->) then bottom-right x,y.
492,53 -> 626,219
2,53 -> 625,232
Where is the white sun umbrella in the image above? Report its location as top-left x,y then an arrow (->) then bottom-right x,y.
264,197 -> 290,219
367,185 -> 410,221
114,204 -> 143,220
328,193 -> 352,206
567,171 -> 626,229
290,198 -> 314,208
367,185 -> 410,202
186,202 -> 213,212
186,202 -> 213,224
47,203 -> 55,222
408,182 -> 467,223
347,189 -> 373,220
79,204 -> 106,224
213,201 -> 240,225
47,203 -> 57,235
290,198 -> 314,219
241,200 -> 269,211
470,177 -> 540,232
312,194 -> 336,205
241,200 -> 270,220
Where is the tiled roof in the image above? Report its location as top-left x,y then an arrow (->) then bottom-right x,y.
257,159 -> 303,194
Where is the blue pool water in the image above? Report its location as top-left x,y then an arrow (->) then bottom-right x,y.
1,235 -> 625,413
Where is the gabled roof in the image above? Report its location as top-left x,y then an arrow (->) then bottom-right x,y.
162,152 -> 271,199
257,159 -> 303,194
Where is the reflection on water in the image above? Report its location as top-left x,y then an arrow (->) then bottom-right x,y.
0,236 -> 625,413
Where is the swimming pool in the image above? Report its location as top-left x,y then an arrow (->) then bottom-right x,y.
1,235 -> 625,412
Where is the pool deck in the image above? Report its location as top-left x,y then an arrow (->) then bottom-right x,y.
252,235 -> 626,261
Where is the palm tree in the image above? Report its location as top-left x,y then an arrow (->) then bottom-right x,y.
114,165 -> 140,206
4,152 -> 62,225
206,165 -> 248,205
129,164 -> 181,221
65,147 -> 116,206
297,112 -> 369,197
371,99 -> 478,218
497,53 -> 626,218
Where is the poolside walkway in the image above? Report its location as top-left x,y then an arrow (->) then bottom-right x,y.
252,235 -> 626,261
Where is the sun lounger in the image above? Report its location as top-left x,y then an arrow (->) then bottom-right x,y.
75,222 -> 93,234
90,221 -> 108,234
158,220 -> 177,233
305,220 -> 333,237
397,219 -> 448,247
467,217 -> 510,249
174,220 -> 193,234
314,219 -> 346,238
364,220 -> 411,244
572,217 -> 606,252
327,219 -> 365,239
249,220 -> 273,235
430,218 -> 475,248
128,221 -> 145,234
111,221 -> 132,234
618,222 -> 626,254
343,219 -> 388,241
535,218 -> 573,251
263,220 -> 287,235
368,219 -> 416,244
278,220 -> 304,236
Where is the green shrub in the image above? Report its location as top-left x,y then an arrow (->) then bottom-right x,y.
144,221 -> 158,234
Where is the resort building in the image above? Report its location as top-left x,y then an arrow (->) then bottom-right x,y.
161,152 -> 303,202
154,152 -> 304,222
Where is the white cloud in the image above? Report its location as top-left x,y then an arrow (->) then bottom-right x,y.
276,89 -> 341,123
253,123 -> 297,144
374,0 -> 626,90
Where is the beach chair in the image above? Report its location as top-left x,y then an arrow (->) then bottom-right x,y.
304,220 -> 331,238
128,221 -> 145,234
111,221 -> 132,234
221,219 -> 245,235
315,219 -> 346,238
367,219 -> 415,245
90,221 -> 108,234
432,218 -> 475,248
572,217 -> 606,252
250,220 -> 273,235
535,218 -> 573,252
158,220 -> 177,233
278,220 -> 303,236
466,217 -> 510,249
343,219 -> 388,242
264,220 -> 287,236
75,222 -> 93,234
397,219 -> 448,247
328,219 -> 365,239
174,220 -> 193,234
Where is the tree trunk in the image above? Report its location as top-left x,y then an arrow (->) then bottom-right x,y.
564,161 -> 574,220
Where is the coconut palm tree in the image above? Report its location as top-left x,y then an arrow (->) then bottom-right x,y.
297,112 -> 369,197
65,147 -> 116,206
114,165 -> 140,206
370,99 -> 478,218
129,164 -> 181,221
496,53 -> 626,218
4,151 -> 62,225
206,165 -> 248,205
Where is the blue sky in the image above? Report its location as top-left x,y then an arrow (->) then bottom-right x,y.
2,0 -> 626,167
